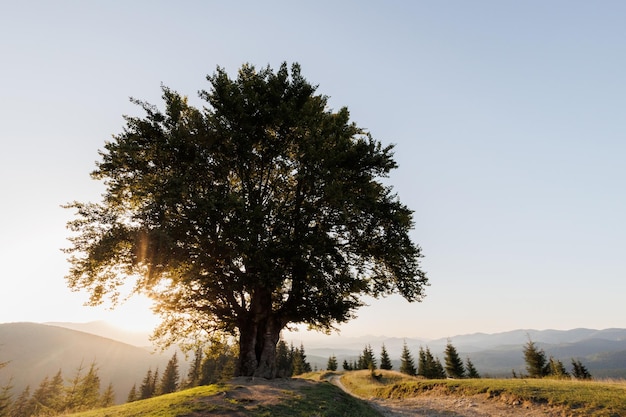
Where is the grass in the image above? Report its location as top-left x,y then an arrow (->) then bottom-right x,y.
341,370 -> 626,417
60,385 -> 230,417
61,375 -> 381,417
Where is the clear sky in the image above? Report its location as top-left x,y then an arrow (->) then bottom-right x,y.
1,1 -> 625,340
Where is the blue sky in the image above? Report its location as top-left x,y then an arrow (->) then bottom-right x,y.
1,1 -> 625,339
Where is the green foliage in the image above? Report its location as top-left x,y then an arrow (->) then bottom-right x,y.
571,358 -> 592,380
8,361 -> 114,416
199,338 -> 237,385
275,340 -> 292,377
64,62 -> 427,378
417,347 -> 445,379
292,344 -> 312,376
126,384 -> 138,403
465,357 -> 480,378
379,344 -> 393,370
139,368 -> 156,400
326,355 -> 338,371
548,356 -> 570,379
159,353 -> 180,394
0,378 -> 12,417
523,338 -> 549,378
358,345 -> 377,370
444,340 -> 465,379
399,341 -> 416,376
184,348 -> 203,388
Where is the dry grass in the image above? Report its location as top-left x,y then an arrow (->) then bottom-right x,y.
341,370 -> 626,417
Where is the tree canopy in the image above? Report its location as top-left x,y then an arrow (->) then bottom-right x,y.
64,62 -> 428,377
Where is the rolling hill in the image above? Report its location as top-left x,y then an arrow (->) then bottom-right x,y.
0,322 -> 184,404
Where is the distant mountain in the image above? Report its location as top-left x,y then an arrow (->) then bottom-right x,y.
295,328 -> 626,378
45,321 -> 152,347
0,322 -> 184,404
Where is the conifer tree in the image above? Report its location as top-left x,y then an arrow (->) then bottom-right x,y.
160,353 -> 180,394
523,338 -> 549,378
326,355 -> 338,371
548,357 -> 569,379
77,361 -> 102,411
101,383 -> 115,408
379,344 -> 392,370
359,345 -> 377,370
465,357 -> 480,378
342,360 -> 352,371
186,348 -> 204,388
275,340 -> 292,377
151,368 -> 160,396
0,378 -> 12,417
127,384 -> 138,403
139,368 -> 155,400
417,346 -> 427,377
11,385 -> 35,417
444,340 -> 465,379
31,376 -> 51,415
399,341 -> 417,376
432,355 -> 446,379
571,359 -> 592,380
291,343 -> 311,375
48,369 -> 65,412
64,362 -> 85,412
200,338 -> 237,384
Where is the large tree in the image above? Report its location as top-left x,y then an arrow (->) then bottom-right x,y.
64,62 -> 428,378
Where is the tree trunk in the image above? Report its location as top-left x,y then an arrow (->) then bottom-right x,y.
236,285 -> 283,378
237,316 -> 282,378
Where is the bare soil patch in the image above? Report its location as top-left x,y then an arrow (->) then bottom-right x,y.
185,377 -> 314,416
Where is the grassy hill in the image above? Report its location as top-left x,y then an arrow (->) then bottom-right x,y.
61,377 -> 380,417
0,322 -> 183,403
341,370 -> 626,417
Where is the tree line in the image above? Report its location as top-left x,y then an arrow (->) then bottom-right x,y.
520,338 -> 592,380
0,361 -> 114,417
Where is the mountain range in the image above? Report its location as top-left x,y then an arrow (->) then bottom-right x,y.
1,322 -> 625,406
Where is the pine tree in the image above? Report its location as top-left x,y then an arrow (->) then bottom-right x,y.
465,357 -> 480,378
399,341 -> 416,376
342,360 -> 352,371
160,353 -> 180,394
292,344 -> 311,375
275,340 -> 292,377
359,345 -> 377,370
64,362 -> 85,412
326,355 -> 338,371
31,375 -> 54,415
48,369 -> 65,412
548,357 -> 570,379
432,356 -> 446,379
379,344 -> 392,370
420,347 -> 445,379
101,383 -> 115,408
139,368 -> 155,400
77,361 -> 102,411
186,348 -> 204,388
151,368 -> 160,396
127,384 -> 139,403
417,347 -> 427,377
444,340 -> 465,379
571,359 -> 592,380
0,378 -> 12,417
523,338 -> 549,378
11,385 -> 35,417
200,339 -> 237,384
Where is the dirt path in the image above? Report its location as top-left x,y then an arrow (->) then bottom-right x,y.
329,375 -> 561,417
